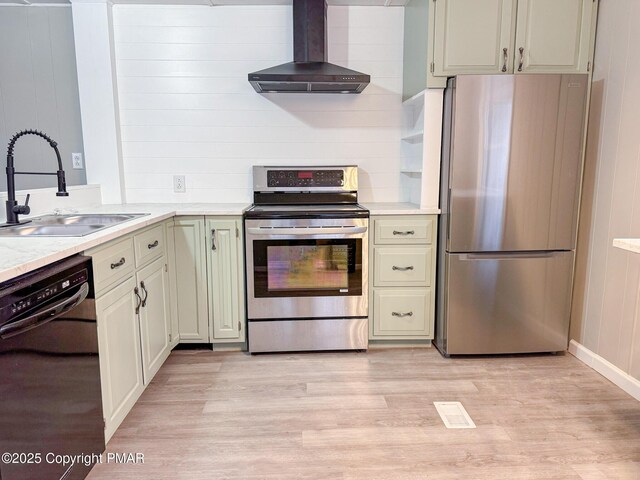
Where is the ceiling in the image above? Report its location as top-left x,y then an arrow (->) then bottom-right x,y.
0,0 -> 409,6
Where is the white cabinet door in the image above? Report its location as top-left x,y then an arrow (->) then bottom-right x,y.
433,0 -> 516,75
173,217 -> 209,343
136,257 -> 171,385
95,277 -> 144,442
206,218 -> 244,342
515,0 -> 595,73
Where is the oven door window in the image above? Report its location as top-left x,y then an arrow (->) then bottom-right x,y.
253,239 -> 362,298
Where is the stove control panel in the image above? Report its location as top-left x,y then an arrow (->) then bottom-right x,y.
267,169 -> 344,188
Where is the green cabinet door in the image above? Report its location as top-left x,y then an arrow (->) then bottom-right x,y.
136,257 -> 171,385
173,217 -> 209,343
206,217 -> 245,342
515,0 -> 596,73
433,0 -> 517,75
95,277 -> 145,442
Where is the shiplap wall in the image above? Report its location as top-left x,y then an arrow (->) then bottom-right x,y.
112,5 -> 404,203
571,0 -> 640,379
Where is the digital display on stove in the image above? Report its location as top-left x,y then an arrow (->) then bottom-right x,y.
267,169 -> 344,188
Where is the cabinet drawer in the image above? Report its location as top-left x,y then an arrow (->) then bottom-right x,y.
92,238 -> 135,295
373,289 -> 431,337
374,217 -> 434,244
134,224 -> 165,268
374,247 -> 431,287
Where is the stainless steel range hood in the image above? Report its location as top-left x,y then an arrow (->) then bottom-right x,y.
248,0 -> 370,94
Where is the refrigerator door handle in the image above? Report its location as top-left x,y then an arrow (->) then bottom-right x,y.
459,252 -> 567,261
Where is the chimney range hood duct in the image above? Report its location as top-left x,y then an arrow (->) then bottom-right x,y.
248,0 -> 370,94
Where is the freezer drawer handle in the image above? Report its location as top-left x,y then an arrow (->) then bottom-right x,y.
147,240 -> 159,249
392,230 -> 415,236
460,252 -> 562,260
110,257 -> 126,269
392,266 -> 414,271
392,311 -> 413,318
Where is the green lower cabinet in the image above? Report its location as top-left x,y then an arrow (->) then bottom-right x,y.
206,217 -> 245,343
369,215 -> 437,341
373,288 -> 433,338
136,257 -> 172,384
95,277 -> 145,442
173,217 -> 210,343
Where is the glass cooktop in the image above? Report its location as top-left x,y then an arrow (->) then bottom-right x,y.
244,203 -> 369,219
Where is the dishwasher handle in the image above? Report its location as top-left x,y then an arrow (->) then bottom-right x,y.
0,282 -> 89,339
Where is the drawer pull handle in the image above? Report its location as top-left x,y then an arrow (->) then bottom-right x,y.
392,311 -> 413,318
110,257 -> 126,269
392,266 -> 414,271
147,240 -> 159,249
393,230 -> 415,236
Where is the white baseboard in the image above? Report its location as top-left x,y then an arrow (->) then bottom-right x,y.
568,340 -> 640,401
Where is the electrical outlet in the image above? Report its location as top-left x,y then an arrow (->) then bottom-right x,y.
173,175 -> 186,193
72,153 -> 83,169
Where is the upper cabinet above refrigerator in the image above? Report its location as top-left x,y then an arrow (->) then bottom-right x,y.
402,0 -> 599,96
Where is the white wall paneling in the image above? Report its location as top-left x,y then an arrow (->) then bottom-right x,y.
571,0 -> 640,381
112,4 -> 406,203
71,0 -> 126,204
0,185 -> 102,223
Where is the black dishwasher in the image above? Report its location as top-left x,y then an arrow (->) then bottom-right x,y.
0,255 -> 105,480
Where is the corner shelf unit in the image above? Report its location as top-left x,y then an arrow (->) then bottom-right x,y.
399,89 -> 443,209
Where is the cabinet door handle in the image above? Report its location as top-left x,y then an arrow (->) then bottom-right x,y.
134,287 -> 142,315
140,281 -> 148,308
518,47 -> 524,72
392,266 -> 414,271
211,229 -> 216,251
392,311 -> 413,318
147,240 -> 159,249
110,257 -> 126,270
502,47 -> 508,72
392,230 -> 414,236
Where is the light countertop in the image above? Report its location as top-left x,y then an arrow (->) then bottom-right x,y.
613,238 -> 640,254
364,203 -> 440,215
0,202 -> 438,284
0,203 -> 249,284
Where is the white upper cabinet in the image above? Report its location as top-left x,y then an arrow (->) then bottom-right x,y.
434,0 -> 517,75
514,0 -> 596,73
429,0 -> 597,78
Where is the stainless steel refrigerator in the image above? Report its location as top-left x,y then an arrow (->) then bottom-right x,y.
435,74 -> 588,356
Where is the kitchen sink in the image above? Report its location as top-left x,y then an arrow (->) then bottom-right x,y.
0,213 -> 148,237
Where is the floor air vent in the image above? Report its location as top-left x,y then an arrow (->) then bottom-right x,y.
434,402 -> 476,429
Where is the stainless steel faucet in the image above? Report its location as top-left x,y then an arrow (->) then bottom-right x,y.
3,130 -> 69,226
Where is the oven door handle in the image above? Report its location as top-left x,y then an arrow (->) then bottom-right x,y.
246,226 -> 367,236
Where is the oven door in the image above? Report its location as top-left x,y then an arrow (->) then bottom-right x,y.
245,218 -> 368,320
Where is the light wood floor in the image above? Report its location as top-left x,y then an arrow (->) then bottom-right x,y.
88,348 -> 640,480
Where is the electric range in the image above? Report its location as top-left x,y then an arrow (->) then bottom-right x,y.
244,166 -> 369,353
